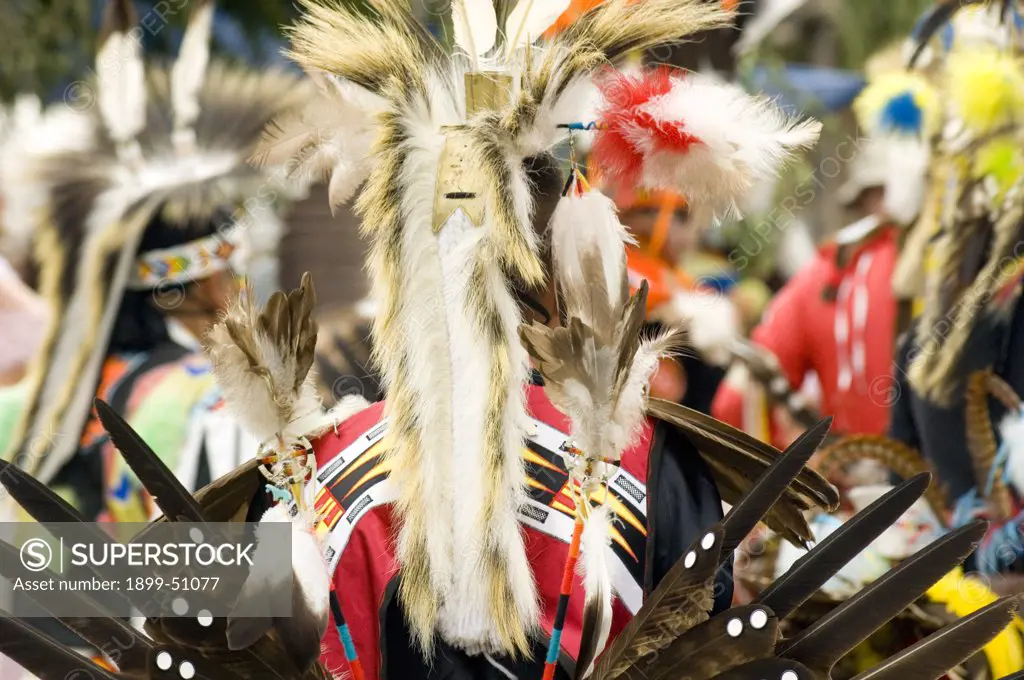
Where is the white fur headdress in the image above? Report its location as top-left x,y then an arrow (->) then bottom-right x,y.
2,0 -> 315,484
264,0 -> 819,656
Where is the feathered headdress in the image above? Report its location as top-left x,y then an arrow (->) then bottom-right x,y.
852,70 -> 941,225
263,0 -> 820,656
909,0 -> 1024,67
1,0 -> 315,484
907,44 -> 1024,402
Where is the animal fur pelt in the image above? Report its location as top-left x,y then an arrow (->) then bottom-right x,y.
1,0 -> 317,485
592,67 -> 821,228
205,272 -> 321,444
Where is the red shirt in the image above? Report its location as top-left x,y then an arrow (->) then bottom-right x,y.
712,226 -> 899,444
314,384 -> 658,680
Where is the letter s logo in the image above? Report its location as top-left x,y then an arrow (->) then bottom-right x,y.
20,538 -> 52,572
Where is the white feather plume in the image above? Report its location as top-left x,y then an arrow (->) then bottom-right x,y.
227,503 -> 330,659
882,137 -> 930,225
451,0 -> 498,67
171,0 -> 215,145
607,73 -> 820,229
999,408 -> 1024,495
252,71 -> 383,208
96,28 -> 147,147
523,188 -> 682,462
577,504 -> 615,678
504,0 -> 571,56
549,189 -> 636,321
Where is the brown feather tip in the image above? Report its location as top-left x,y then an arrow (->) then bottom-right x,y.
98,0 -> 139,47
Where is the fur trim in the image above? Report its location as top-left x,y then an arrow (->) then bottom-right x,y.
11,198 -> 154,483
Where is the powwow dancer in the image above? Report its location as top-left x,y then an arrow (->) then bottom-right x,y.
711,58 -> 941,448
890,0 -> 1024,577
0,0 -> 313,522
1,3 -> 1020,680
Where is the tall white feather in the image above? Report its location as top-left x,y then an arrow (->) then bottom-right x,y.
549,189 -> 636,319
504,0 -> 571,56
451,0 -> 498,67
96,29 -> 147,149
577,505 -> 615,678
171,0 -> 215,149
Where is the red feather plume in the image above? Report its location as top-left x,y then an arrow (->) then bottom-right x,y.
592,67 -> 702,187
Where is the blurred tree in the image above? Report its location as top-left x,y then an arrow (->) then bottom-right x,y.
0,0 -> 94,99
832,0 -> 933,70
0,0 -> 301,101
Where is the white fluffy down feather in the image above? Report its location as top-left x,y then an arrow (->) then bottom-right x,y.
882,137 -> 930,226
228,503 -> 330,651
555,327 -> 680,464
637,75 -> 820,227
253,72 -> 384,208
663,289 -> 740,367
999,408 -> 1024,495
